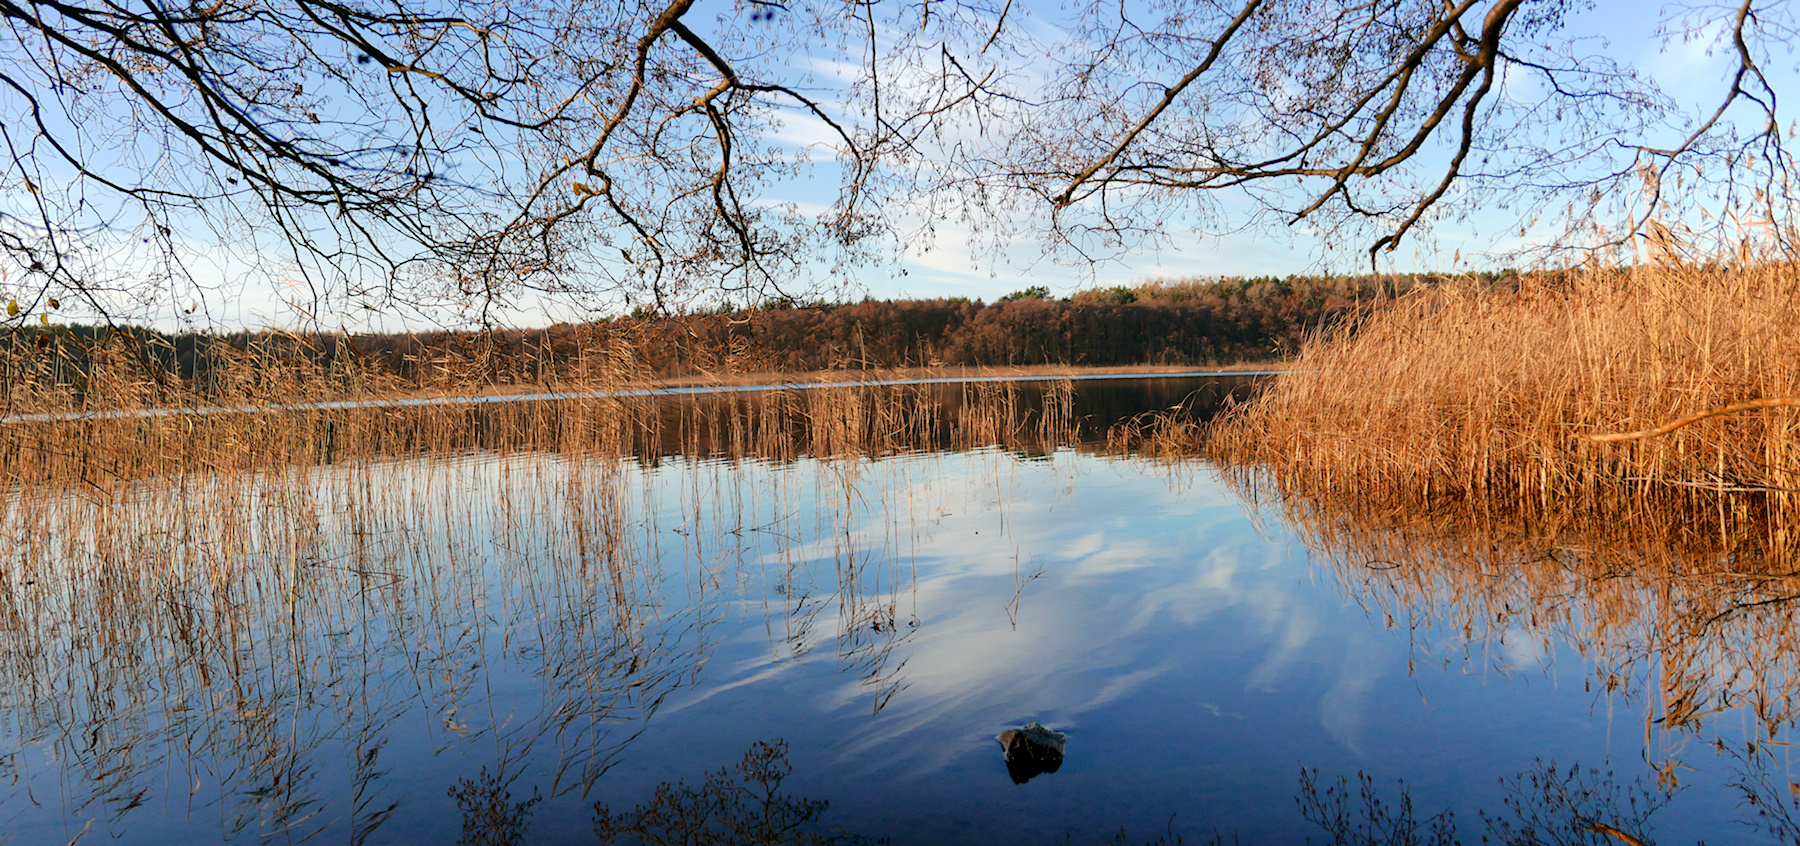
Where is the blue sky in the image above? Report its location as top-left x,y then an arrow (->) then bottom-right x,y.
5,0 -> 1791,331
847,0 -> 1800,303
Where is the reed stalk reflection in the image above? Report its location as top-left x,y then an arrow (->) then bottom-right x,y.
0,379 -> 1101,842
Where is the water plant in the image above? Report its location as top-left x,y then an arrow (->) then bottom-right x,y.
1211,259 -> 1800,557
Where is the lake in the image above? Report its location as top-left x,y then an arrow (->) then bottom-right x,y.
0,375 -> 1786,844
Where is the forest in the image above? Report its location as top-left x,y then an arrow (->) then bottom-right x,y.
0,273 -> 1511,401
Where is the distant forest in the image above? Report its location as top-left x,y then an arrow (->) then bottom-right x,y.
6,273 -> 1516,395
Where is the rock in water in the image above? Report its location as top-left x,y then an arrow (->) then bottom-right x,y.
996,722 -> 1066,784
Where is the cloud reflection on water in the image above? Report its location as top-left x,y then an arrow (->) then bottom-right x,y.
0,375 -> 1778,844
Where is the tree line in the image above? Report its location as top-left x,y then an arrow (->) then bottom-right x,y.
0,273 -> 1516,402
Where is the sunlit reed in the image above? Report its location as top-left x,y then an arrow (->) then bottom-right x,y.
1203,259 -> 1800,776
1211,261 -> 1800,537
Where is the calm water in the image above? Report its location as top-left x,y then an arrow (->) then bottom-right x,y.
0,376 -> 1784,844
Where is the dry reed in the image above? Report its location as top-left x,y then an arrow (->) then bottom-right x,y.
0,311 -> 1112,832
1205,259 -> 1800,764
1211,260 -> 1800,552
0,369 -> 1086,837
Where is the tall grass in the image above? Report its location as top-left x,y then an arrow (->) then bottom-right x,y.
1206,259 -> 1800,757
0,376 -> 1086,489
1212,261 -> 1800,546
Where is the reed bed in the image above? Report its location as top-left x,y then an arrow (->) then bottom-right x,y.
0,376 -> 1080,488
1211,260 -> 1800,555
1201,259 -> 1800,765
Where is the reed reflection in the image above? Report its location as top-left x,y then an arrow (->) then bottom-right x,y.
1220,460 -> 1800,797
0,379 -> 1099,842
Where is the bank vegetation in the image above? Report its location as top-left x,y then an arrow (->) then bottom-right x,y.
1186,258 -> 1800,756
0,273 -> 1475,414
1211,260 -> 1799,524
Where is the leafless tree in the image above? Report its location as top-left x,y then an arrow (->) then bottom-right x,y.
0,0 -> 888,326
902,0 -> 1796,268
0,0 -> 1791,330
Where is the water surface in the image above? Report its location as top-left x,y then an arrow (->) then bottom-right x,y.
0,376 -> 1784,844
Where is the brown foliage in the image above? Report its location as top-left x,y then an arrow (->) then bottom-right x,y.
1203,260 -> 1800,755
0,273 -> 1457,411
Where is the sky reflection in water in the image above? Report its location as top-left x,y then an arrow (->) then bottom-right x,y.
0,380 -> 1777,845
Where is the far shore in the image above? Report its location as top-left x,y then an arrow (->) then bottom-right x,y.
0,361 -> 1289,424
390,361 -> 1289,402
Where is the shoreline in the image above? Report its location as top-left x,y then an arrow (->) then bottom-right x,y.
396,361 -> 1289,401
1,362 -> 1287,424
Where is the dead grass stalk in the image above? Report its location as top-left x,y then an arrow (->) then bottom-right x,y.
1211,261 -> 1800,547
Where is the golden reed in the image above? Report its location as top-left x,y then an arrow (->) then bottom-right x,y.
1211,260 -> 1800,547
1204,259 -> 1800,767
